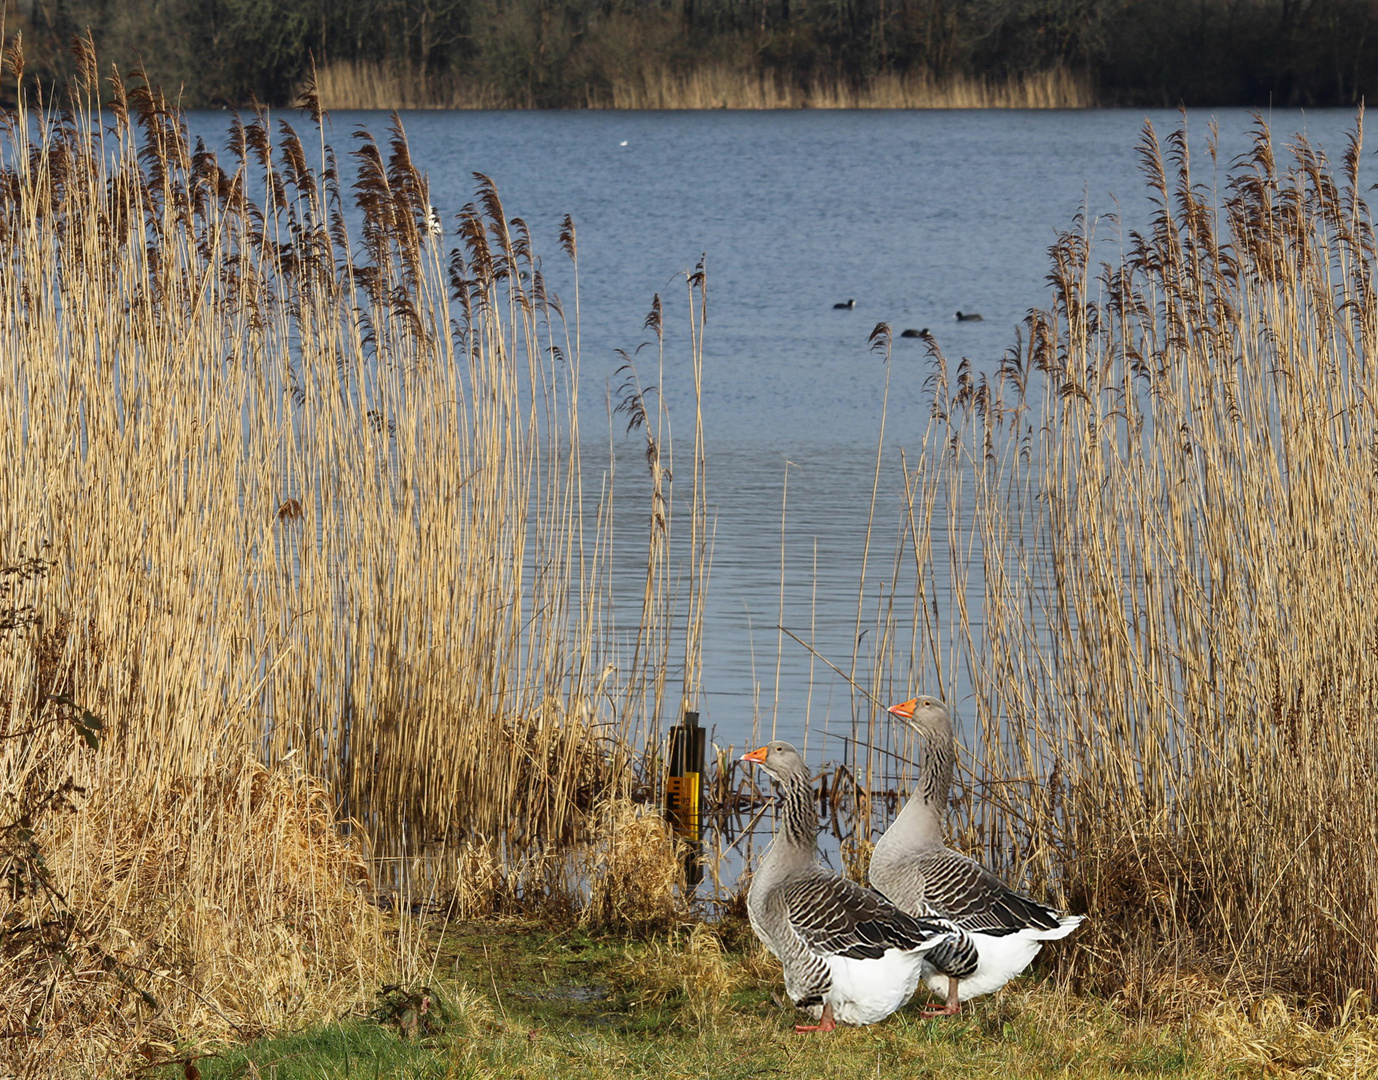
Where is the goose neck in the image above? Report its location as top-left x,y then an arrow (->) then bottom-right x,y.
916,728 -> 954,807
777,768 -> 819,850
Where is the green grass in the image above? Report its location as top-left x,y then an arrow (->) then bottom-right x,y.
189,1024 -> 452,1079
151,921 -> 1226,1080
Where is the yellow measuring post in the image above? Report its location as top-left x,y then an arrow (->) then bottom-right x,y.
666,771 -> 701,838
666,709 -> 705,884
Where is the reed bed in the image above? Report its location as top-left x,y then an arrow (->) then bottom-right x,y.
602,64 -> 1092,110
310,60 -> 509,110
0,38 -> 709,1069
839,112 -> 1378,1010
309,59 -> 1092,111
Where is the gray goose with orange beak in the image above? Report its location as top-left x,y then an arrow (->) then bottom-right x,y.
741,741 -> 968,1031
869,696 -> 1084,1015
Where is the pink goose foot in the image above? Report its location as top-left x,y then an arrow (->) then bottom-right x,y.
921,976 -> 962,1017
795,1003 -> 837,1033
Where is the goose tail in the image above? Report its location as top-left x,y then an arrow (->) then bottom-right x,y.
1029,914 -> 1084,941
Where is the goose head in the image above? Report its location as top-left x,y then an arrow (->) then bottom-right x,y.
742,740 -> 808,783
886,696 -> 952,741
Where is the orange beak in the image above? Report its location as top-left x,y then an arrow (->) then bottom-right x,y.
741,745 -> 769,763
887,699 -> 917,720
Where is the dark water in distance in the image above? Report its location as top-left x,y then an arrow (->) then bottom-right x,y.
188,107 -> 1362,763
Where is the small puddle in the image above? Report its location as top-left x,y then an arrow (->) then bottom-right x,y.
516,984 -> 610,1004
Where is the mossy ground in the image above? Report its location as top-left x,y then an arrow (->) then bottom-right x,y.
146,919 -> 1252,1080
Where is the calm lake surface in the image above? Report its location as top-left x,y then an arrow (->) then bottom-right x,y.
190,106 -> 1360,767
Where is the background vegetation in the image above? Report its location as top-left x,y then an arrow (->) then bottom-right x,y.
3,0 -> 1377,109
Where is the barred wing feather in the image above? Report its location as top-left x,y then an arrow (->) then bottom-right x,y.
781,875 -> 957,959
920,851 -> 1066,935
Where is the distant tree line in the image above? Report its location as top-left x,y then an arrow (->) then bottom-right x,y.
4,0 -> 1377,107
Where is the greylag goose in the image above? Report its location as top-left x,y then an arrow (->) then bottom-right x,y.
833,298 -> 857,309
869,697 -> 1084,1016
742,741 -> 966,1032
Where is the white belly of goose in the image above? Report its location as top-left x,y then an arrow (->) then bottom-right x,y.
826,949 -> 929,1026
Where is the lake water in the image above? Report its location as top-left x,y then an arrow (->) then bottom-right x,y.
188,106 -> 1362,775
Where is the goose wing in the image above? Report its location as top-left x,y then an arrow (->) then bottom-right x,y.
921,850 -> 1065,935
781,873 -> 957,959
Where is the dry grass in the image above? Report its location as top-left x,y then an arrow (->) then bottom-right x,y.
608,923 -> 743,1027
581,799 -> 686,933
1198,990 -> 1378,1078
835,110 -> 1378,1011
0,758 -> 384,1074
309,59 -> 1092,110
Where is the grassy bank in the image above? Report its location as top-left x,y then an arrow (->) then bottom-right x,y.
146,919 -> 1378,1079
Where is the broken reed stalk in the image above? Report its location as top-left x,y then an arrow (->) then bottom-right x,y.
0,35 -> 706,1058
860,111 -> 1378,1009
680,259 -> 711,716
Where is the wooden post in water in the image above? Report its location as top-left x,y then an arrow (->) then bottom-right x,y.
666,708 -> 705,887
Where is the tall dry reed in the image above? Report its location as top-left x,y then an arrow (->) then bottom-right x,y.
843,111 -> 1378,1009
0,38 -> 707,1068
